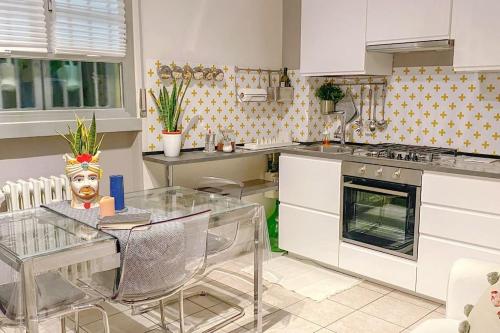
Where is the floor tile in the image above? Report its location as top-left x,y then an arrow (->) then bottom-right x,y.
328,286 -> 384,309
387,290 -> 441,310
161,309 -> 226,333
83,310 -> 156,333
406,310 -> 445,331
435,305 -> 446,315
72,302 -> 127,326
360,295 -> 433,327
262,285 -> 305,309
142,299 -> 205,325
315,329 -> 335,333
358,281 -> 393,295
243,310 -> 321,333
232,300 -> 280,327
285,298 -> 354,326
327,311 -> 403,333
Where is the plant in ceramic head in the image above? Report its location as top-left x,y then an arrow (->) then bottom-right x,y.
150,77 -> 191,157
315,82 -> 345,114
59,114 -> 104,209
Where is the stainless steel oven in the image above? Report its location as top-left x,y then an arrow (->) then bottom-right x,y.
340,161 -> 422,260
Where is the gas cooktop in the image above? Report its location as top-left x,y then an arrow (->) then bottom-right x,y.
351,143 -> 457,163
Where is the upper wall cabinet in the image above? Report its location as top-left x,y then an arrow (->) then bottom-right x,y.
366,0 -> 452,45
452,0 -> 500,72
300,0 -> 392,76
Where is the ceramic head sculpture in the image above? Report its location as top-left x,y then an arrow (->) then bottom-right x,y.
59,114 -> 104,209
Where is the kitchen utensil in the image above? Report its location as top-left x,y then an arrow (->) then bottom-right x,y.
354,86 -> 364,135
367,86 -> 376,133
376,84 -> 388,131
371,86 -> 378,130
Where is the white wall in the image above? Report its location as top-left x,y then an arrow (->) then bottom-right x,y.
0,132 -> 144,197
139,0 -> 283,68
138,0 -> 284,189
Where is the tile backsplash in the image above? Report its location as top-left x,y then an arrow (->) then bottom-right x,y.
144,60 -> 500,156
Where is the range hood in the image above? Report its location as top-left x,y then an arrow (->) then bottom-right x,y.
366,39 -> 454,53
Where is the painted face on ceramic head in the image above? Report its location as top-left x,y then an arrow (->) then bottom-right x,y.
70,170 -> 99,203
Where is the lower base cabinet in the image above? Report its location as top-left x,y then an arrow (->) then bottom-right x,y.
279,203 -> 340,266
417,235 -> 500,301
339,242 -> 417,290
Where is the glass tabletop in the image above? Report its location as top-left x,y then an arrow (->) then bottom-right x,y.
0,208 -> 114,262
125,186 -> 257,218
0,186 -> 257,263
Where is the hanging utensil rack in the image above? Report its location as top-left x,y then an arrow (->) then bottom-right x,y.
234,66 -> 293,103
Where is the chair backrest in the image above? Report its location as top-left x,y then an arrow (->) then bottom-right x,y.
196,177 -> 244,200
113,210 -> 211,303
1,175 -> 70,212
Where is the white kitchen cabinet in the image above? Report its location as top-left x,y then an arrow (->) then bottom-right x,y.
452,0 -> 500,71
366,0 -> 452,45
339,242 -> 417,290
422,172 -> 500,215
417,235 -> 500,300
300,0 -> 392,76
279,154 -> 341,214
420,204 -> 500,251
280,204 -> 340,266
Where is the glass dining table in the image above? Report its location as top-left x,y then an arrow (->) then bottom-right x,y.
0,186 -> 266,333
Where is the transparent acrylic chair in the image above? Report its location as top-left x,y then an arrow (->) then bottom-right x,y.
175,177 -> 246,332
0,266 -> 109,333
81,210 -> 211,333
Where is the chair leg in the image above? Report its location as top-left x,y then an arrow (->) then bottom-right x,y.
159,299 -> 167,328
60,316 -> 66,333
74,311 -> 79,333
93,304 -> 110,333
178,289 -> 186,333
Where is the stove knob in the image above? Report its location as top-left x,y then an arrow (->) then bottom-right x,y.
397,153 -> 403,160
376,167 -> 383,176
393,168 -> 402,179
359,165 -> 366,175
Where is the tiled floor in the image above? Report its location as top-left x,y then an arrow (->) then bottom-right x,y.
1,253 -> 445,333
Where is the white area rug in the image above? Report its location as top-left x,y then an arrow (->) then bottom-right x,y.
243,255 -> 361,301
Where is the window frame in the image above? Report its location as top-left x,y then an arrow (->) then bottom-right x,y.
0,0 -> 140,139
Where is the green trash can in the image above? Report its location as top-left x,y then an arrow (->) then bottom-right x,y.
267,200 -> 285,253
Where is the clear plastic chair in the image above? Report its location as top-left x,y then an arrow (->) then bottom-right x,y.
81,210 -> 211,332
196,177 -> 244,255
0,268 -> 109,333
173,177 -> 246,332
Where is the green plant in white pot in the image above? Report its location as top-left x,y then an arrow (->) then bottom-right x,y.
150,77 -> 191,157
315,82 -> 345,114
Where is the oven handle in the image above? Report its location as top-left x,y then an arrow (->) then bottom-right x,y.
343,182 -> 409,197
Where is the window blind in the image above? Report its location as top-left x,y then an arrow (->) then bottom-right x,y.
0,0 -> 48,53
50,0 -> 126,58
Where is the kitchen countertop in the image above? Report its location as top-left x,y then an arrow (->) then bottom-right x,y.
281,145 -> 500,180
143,147 -> 283,166
143,144 -> 500,179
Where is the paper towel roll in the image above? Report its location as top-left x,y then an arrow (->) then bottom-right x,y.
238,88 -> 268,102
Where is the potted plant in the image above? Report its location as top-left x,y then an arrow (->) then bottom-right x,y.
315,82 -> 345,114
59,113 -> 104,209
150,77 -> 191,157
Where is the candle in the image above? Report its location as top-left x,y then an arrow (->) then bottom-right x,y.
110,175 -> 125,211
99,196 -> 115,218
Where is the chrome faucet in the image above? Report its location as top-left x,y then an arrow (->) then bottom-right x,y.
332,111 -> 346,145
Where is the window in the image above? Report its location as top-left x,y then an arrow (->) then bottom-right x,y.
0,0 -> 48,53
0,0 -> 137,138
0,58 -> 122,110
49,0 -> 127,57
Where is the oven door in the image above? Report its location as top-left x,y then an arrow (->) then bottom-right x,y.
341,176 -> 420,260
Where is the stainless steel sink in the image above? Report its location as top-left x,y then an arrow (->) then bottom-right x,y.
296,145 -> 354,154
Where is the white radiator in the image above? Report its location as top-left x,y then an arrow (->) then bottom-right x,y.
0,175 -> 92,281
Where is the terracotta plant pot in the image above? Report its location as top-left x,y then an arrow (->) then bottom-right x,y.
162,131 -> 182,157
